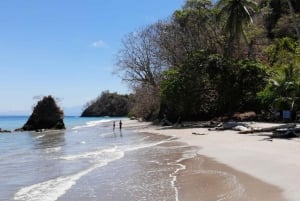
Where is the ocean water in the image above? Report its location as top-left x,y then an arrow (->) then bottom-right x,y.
0,116 -> 199,201
0,116 -> 121,131
1,116 -> 284,201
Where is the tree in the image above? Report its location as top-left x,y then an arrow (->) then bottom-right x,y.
259,65 -> 300,112
259,0 -> 284,39
141,0 -> 224,72
167,0 -> 223,60
216,0 -> 258,57
260,36 -> 300,112
286,0 -> 300,40
129,85 -> 160,120
160,51 -> 217,120
115,24 -> 170,119
259,0 -> 300,39
208,56 -> 268,114
115,24 -> 168,88
114,0 -> 279,120
265,37 -> 300,68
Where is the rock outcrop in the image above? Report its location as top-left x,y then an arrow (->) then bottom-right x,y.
0,128 -> 11,133
22,96 -> 65,131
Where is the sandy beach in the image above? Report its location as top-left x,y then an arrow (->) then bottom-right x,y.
123,120 -> 300,201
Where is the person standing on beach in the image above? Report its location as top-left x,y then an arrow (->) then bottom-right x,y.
113,121 -> 115,131
119,120 -> 122,130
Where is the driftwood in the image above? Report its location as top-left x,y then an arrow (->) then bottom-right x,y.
209,121 -> 249,131
185,121 -> 220,128
239,123 -> 296,134
160,121 -> 221,129
160,118 -> 172,126
192,132 -> 206,135
271,127 -> 300,138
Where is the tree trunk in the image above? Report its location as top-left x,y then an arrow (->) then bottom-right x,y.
242,30 -> 254,58
287,0 -> 300,41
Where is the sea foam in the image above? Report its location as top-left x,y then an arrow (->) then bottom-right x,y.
72,119 -> 111,130
13,163 -> 104,201
14,147 -> 124,201
44,147 -> 62,153
13,125 -> 176,201
122,136 -> 177,152
34,134 -> 45,139
59,146 -> 119,161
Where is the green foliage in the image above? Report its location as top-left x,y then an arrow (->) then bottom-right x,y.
183,0 -> 211,10
258,37 -> 300,113
114,0 -> 300,121
216,0 -> 258,57
160,51 -> 268,120
81,91 -> 130,117
208,57 -> 268,114
260,0 -> 299,39
265,37 -> 300,68
259,0 -> 287,39
170,0 -> 222,58
234,59 -> 269,110
160,51 -> 216,120
216,0 -> 257,34
257,84 -> 275,110
258,65 -> 300,111
174,0 -> 212,27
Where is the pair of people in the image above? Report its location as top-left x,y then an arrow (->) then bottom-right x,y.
113,120 -> 122,130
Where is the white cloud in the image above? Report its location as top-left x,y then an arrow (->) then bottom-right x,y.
90,40 -> 108,48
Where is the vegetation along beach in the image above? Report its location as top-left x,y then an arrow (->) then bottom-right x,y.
1,0 -> 300,200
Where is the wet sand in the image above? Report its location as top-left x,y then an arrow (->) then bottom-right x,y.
178,154 -> 286,201
123,120 -> 300,201
59,133 -> 197,201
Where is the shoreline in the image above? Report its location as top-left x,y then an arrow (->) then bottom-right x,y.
177,154 -> 285,201
123,120 -> 300,201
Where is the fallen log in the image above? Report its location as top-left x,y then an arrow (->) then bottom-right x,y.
271,127 -> 300,138
239,123 -> 296,134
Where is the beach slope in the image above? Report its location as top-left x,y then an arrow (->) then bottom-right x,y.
126,120 -> 300,201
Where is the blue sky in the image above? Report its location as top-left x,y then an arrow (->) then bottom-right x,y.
0,0 -> 185,115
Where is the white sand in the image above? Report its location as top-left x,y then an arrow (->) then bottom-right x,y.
126,120 -> 300,201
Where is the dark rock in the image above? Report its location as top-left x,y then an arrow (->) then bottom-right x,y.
0,128 -> 11,133
22,96 -> 65,131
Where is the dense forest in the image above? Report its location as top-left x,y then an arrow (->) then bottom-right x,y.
84,0 -> 300,122
112,0 -> 300,122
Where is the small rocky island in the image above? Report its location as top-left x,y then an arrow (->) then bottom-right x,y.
0,128 -> 11,133
81,91 -> 129,117
20,96 -> 65,131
